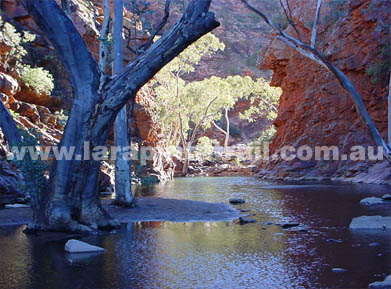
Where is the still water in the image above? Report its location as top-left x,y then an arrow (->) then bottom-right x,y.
0,177 -> 390,289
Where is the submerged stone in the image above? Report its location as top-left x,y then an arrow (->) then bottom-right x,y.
332,268 -> 348,273
369,275 -> 391,289
65,239 -> 106,254
360,197 -> 384,205
229,198 -> 245,205
238,217 -> 256,224
280,222 -> 300,229
349,216 -> 391,230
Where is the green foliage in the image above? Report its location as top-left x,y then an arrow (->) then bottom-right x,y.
239,78 -> 282,123
365,42 -> 390,85
160,33 -> 225,76
233,157 -> 242,168
250,125 -> 277,156
20,66 -> 54,95
0,17 -> 54,96
11,129 -> 49,201
0,17 -> 36,74
149,33 -> 226,144
194,136 -> 218,160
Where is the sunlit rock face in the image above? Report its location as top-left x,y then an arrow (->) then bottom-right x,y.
258,0 -> 391,183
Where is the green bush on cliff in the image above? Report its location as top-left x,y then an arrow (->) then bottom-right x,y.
0,16 -> 35,73
20,66 -> 54,95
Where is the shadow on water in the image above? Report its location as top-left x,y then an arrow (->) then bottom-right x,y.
0,177 -> 390,289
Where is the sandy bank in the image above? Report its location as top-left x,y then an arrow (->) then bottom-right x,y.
0,197 -> 241,227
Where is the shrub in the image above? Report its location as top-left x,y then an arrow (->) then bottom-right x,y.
250,125 -> 277,156
20,66 -> 54,95
0,17 -> 35,73
194,136 -> 218,160
11,129 -> 49,203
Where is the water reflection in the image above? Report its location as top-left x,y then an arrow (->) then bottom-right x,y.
0,177 -> 390,289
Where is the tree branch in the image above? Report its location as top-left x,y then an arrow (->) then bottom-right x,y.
311,0 -> 322,48
212,120 -> 228,135
98,0 -> 111,72
279,0 -> 301,41
188,95 -> 218,147
21,0 -> 100,98
100,0 -> 219,116
240,0 -> 391,160
137,0 -> 172,54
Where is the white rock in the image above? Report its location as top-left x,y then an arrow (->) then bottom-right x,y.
349,216 -> 391,230
332,268 -> 347,273
369,275 -> 391,289
360,197 -> 384,205
5,204 -> 30,208
65,239 -> 106,253
382,194 -> 391,201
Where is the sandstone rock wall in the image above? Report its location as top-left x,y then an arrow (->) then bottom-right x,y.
258,0 -> 391,183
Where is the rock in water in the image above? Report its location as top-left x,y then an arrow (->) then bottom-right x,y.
369,275 -> 391,289
239,217 -> 256,224
229,198 -> 245,205
349,216 -> 391,230
360,197 -> 384,205
332,268 -> 348,273
280,222 -> 300,229
382,194 -> 391,201
324,238 -> 343,243
65,239 -> 106,253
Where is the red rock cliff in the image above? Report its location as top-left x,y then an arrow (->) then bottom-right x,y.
259,0 -> 391,183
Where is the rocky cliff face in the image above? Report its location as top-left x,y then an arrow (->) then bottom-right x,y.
258,0 -> 391,183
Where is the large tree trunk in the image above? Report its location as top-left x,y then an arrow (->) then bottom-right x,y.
0,100 -> 22,146
22,0 -> 219,232
388,73 -> 391,146
113,0 -> 133,207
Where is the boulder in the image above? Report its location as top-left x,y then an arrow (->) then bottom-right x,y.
349,216 -> 391,230
5,203 -> 29,208
229,198 -> 245,204
65,239 -> 106,253
332,268 -> 347,273
0,73 -> 19,95
324,238 -> 343,243
280,222 -> 300,229
360,197 -> 384,205
17,102 -> 40,123
382,194 -> 391,201
369,275 -> 391,289
238,217 -> 256,224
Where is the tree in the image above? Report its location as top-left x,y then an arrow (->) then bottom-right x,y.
240,0 -> 391,160
209,75 -> 254,155
239,78 -> 281,124
151,33 -> 224,174
19,0 -> 219,232
112,0 -> 133,207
